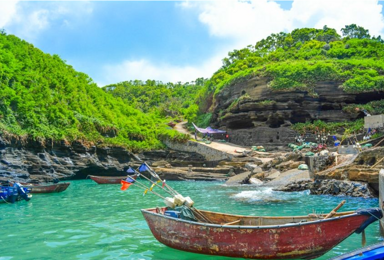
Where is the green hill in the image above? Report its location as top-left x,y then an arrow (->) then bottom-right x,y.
102,78 -> 206,123
0,32 -> 188,151
199,25 -> 384,117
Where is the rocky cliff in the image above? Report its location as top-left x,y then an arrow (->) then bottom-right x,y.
0,136 -> 237,182
211,76 -> 384,148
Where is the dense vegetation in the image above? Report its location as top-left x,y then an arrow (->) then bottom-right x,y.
0,32 -> 188,151
102,78 -> 206,123
194,24 -> 384,133
2,24 -> 384,149
202,24 -> 384,98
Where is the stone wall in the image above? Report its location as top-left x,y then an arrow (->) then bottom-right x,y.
365,114 -> 384,129
164,140 -> 233,162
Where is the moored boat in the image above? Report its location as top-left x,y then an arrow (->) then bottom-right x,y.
89,175 -> 136,184
329,242 -> 384,260
141,207 -> 382,259
0,183 -> 31,203
21,182 -> 70,193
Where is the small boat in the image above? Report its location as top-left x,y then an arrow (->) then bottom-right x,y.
21,182 -> 70,193
141,207 -> 382,259
89,175 -> 136,184
0,183 -> 31,203
329,242 -> 384,260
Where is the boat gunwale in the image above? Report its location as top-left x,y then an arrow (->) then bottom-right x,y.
141,207 -> 360,229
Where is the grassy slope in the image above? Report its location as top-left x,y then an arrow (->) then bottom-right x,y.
0,33 -> 187,151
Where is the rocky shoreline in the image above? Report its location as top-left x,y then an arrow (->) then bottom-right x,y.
1,133 -> 383,199
274,179 -> 376,198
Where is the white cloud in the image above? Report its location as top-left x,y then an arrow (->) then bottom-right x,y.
99,54 -> 223,86
289,0 -> 384,37
0,1 -> 19,29
99,0 -> 384,85
183,0 -> 289,48
1,1 -> 93,41
182,0 -> 384,49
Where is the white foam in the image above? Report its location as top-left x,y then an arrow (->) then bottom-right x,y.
230,188 -> 283,203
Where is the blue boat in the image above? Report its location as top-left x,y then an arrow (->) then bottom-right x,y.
330,242 -> 384,260
0,183 -> 31,203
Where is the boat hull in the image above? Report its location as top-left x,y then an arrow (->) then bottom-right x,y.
89,175 -> 135,184
26,183 -> 70,193
141,208 -> 371,259
329,242 -> 384,260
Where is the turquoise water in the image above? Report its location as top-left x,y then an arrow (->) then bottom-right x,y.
0,180 -> 381,260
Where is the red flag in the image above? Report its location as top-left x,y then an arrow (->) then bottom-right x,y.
162,180 -> 166,188
121,180 -> 132,191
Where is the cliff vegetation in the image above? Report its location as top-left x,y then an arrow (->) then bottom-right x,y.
0,32 -> 188,151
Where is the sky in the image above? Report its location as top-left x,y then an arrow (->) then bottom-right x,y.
1,0 -> 384,87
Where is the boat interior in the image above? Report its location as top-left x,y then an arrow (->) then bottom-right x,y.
148,207 -> 355,226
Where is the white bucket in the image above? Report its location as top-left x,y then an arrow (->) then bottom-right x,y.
164,197 -> 176,208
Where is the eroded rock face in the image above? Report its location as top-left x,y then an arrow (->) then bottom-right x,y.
0,137 -> 136,182
0,136 -> 238,183
211,76 -> 384,148
314,148 -> 384,192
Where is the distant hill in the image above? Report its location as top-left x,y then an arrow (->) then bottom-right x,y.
0,32 -> 187,151
102,78 -> 206,123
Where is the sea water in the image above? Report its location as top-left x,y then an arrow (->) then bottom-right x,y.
0,180 -> 381,260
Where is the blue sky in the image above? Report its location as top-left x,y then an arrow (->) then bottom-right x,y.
1,0 -> 384,86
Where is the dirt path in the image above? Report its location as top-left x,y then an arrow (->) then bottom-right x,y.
174,122 -> 257,156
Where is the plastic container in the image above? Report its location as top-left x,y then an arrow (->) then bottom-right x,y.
164,197 -> 176,208
164,210 -> 180,218
184,196 -> 194,207
173,194 -> 186,206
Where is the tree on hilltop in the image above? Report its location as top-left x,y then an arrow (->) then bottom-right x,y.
341,24 -> 371,39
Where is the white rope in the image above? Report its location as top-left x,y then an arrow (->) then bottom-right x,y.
0,196 -> 10,204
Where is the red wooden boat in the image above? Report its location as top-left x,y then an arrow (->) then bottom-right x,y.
141,207 -> 381,259
21,182 -> 70,193
89,175 -> 136,184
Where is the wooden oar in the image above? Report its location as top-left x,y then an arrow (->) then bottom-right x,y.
324,200 -> 346,219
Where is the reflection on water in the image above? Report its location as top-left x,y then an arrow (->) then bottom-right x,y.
0,180 -> 381,260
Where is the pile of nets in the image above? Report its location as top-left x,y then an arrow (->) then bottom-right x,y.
288,142 -> 317,152
252,146 -> 266,152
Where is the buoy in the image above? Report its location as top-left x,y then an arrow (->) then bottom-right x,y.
174,194 -> 186,206
164,197 -> 176,208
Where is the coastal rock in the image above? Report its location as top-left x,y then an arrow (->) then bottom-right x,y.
0,136 -> 236,183
249,177 -> 263,185
274,179 -> 375,198
310,179 -> 375,198
273,179 -> 312,192
211,76 -> 384,149
225,171 -> 254,185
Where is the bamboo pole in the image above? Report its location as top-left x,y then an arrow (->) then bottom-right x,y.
125,179 -> 167,199
374,137 -> 384,148
371,157 -> 384,169
134,170 -> 173,196
324,200 -> 346,219
144,162 -> 179,195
